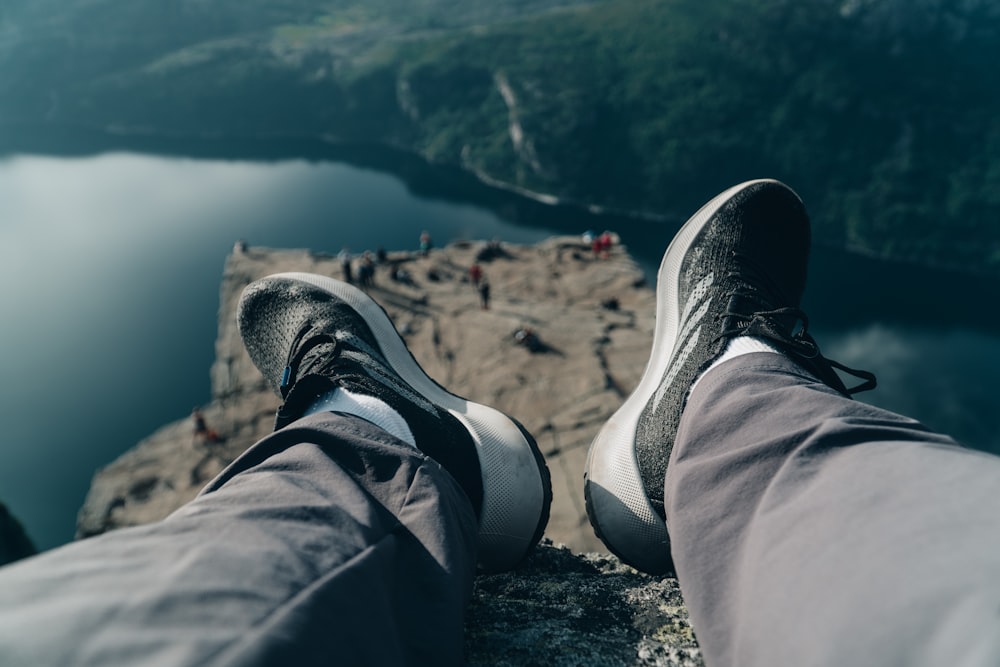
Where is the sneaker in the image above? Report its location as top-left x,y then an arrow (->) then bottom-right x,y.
237,272 -> 552,572
584,179 -> 875,574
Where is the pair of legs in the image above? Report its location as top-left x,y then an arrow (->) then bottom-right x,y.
2,181 -> 998,665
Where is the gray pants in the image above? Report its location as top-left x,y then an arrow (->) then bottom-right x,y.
3,356 -> 1000,666
0,413 -> 477,666
668,353 -> 1000,666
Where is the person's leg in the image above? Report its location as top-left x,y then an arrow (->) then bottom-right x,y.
0,272 -> 552,666
585,178 -> 1000,665
667,352 -> 1000,667
238,272 -> 551,572
585,179 -> 830,575
0,412 -> 477,666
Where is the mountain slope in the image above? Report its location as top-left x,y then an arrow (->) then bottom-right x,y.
3,0 -> 998,273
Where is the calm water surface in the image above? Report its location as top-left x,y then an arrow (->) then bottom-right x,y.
2,140 -> 999,551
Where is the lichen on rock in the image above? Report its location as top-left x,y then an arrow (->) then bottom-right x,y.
466,542 -> 703,666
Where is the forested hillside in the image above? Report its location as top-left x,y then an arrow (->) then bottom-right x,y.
2,0 -> 998,272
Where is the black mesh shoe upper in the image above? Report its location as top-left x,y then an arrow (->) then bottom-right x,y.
584,179 -> 877,576
635,181 -> 875,519
238,277 -> 484,516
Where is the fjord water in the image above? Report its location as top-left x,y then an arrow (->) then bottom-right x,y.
2,141 -> 999,552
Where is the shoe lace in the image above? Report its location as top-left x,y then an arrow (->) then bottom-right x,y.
714,252 -> 877,396
273,317 -> 440,435
280,322 -> 337,399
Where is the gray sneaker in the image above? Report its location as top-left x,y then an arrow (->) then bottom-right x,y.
238,272 -> 552,572
584,179 -> 875,574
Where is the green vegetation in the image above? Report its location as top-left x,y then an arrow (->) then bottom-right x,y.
3,0 -> 999,273
388,0 -> 1000,271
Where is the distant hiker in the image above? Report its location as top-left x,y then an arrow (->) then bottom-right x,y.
392,266 -> 415,286
478,277 -> 491,310
191,407 -> 220,444
469,263 -> 483,287
513,326 -> 542,352
419,231 -> 432,256
376,246 -> 388,264
476,239 -> 506,262
358,253 -> 375,288
192,406 -> 208,435
339,248 -> 353,283
596,231 -> 614,259
233,239 -> 247,254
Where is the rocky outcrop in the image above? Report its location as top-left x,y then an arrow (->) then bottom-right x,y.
76,236 -> 704,664
78,235 -> 657,551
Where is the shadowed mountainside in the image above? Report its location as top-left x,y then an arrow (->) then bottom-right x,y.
3,0 -> 999,275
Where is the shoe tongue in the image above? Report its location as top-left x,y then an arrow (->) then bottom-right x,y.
724,290 -> 811,354
738,310 -> 798,343
284,303 -> 384,395
296,339 -> 341,380
282,334 -> 338,397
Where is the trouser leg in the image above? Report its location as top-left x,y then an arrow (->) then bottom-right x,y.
665,352 -> 1000,667
0,412 -> 478,667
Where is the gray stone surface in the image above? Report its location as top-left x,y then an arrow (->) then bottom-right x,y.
467,542 -> 702,666
76,236 -> 703,664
